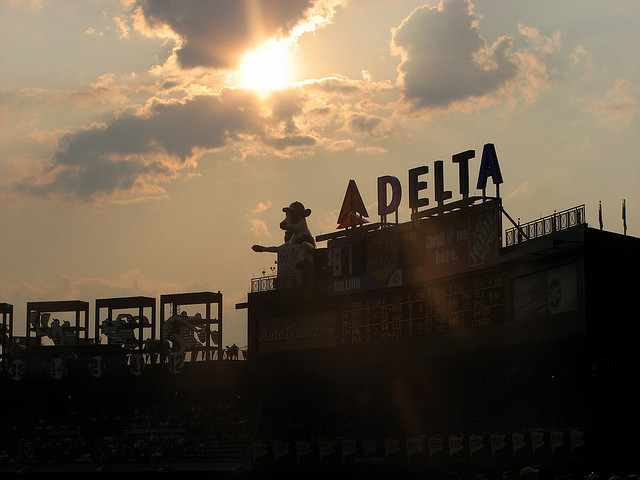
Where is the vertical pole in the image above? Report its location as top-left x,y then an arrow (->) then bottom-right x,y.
218,292 -> 223,361
206,301 -> 211,361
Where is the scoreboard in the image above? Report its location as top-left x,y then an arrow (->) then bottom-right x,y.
337,271 -> 505,346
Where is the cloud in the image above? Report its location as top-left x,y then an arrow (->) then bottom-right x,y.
265,134 -> 317,152
13,84 -> 129,109
250,218 -> 270,237
252,201 -> 273,214
10,76 -> 397,203
13,89 -> 266,202
303,76 -> 365,95
248,202 -> 273,239
355,145 -> 388,155
268,89 -> 308,122
132,0 -> 344,70
84,27 -> 103,36
586,79 -> 639,126
391,0 -> 519,114
347,113 -> 397,138
507,181 -> 536,200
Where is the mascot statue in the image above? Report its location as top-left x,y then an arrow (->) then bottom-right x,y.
252,201 -> 316,273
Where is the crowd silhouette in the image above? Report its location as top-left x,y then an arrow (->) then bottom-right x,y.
0,398 -> 253,471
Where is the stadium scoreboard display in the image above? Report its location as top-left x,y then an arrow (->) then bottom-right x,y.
337,271 -> 505,346
327,198 -> 505,346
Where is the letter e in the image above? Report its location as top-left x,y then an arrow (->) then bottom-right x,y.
408,166 -> 429,210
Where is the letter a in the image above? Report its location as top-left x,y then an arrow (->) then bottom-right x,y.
476,143 -> 503,190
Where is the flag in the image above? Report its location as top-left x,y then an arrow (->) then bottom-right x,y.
598,201 -> 603,230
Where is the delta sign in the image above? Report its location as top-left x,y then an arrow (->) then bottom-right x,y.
377,143 -> 503,219
328,143 -> 504,296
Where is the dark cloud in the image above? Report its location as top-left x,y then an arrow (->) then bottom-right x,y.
348,113 -> 382,134
268,89 -> 307,121
19,152 -> 170,202
15,90 -> 265,202
391,0 -> 519,112
136,0 -> 315,69
346,113 -> 397,139
266,134 -> 316,151
13,86 -> 339,202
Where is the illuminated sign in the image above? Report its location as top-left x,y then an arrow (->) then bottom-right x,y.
378,143 -> 503,217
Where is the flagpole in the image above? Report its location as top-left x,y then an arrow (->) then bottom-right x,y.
598,201 -> 603,230
622,199 -> 627,235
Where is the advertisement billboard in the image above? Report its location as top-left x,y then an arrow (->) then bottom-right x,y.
257,310 -> 336,354
328,200 -> 501,296
512,263 -> 578,322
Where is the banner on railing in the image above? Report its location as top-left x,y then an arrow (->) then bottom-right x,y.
252,428 -> 589,465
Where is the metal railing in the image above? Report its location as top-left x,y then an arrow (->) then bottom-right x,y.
251,275 -> 276,293
250,272 -> 304,293
505,204 -> 585,246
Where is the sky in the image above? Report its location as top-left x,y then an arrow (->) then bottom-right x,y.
1,0 -> 639,348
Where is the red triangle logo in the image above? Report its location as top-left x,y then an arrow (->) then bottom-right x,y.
337,180 -> 369,229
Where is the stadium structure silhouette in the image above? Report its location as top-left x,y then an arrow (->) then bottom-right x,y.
1,199 -> 638,478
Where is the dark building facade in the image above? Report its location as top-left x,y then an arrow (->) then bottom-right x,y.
246,202 -> 639,476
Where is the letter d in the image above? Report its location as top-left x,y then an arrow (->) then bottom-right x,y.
378,176 -> 401,216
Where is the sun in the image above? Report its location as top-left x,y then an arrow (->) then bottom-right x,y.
240,39 -> 293,92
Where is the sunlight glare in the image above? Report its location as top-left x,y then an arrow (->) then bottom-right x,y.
240,39 -> 293,92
